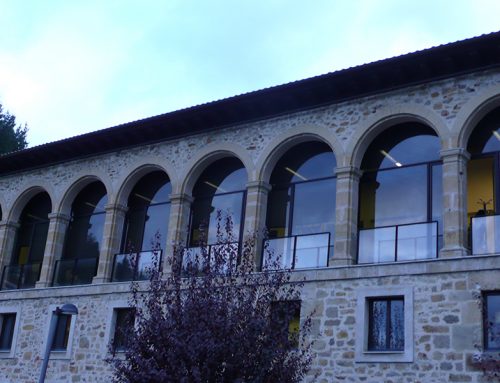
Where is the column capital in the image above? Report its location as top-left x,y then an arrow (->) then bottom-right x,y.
169,193 -> 194,204
47,212 -> 71,223
246,180 -> 272,192
440,148 -> 470,162
335,166 -> 362,179
0,220 -> 20,230
104,203 -> 128,214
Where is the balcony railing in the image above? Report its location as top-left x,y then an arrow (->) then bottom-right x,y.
0,263 -> 41,290
262,232 -> 330,270
182,242 -> 239,273
52,257 -> 98,286
111,250 -> 162,282
358,221 -> 438,264
471,214 -> 500,255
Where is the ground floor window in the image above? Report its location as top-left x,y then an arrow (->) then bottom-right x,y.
0,313 -> 16,352
484,292 -> 500,350
367,297 -> 404,351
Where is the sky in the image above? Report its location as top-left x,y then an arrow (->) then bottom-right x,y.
0,0 -> 499,148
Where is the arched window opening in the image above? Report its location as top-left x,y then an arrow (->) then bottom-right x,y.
185,158 -> 247,268
358,123 -> 442,264
53,182 -> 107,286
1,192 -> 51,290
467,107 -> 500,255
112,171 -> 171,281
263,141 -> 336,270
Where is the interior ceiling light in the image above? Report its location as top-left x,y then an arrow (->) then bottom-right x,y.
380,150 -> 402,167
285,167 -> 308,181
27,213 -> 43,221
493,130 -> 500,141
204,181 -> 226,193
85,202 -> 97,208
134,193 -> 152,203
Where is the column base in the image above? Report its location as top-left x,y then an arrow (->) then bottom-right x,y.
92,276 -> 110,284
439,246 -> 470,258
35,281 -> 51,288
328,257 -> 354,267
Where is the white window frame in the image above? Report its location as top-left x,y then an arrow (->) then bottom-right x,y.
0,306 -> 21,359
355,286 -> 414,363
41,304 -> 78,360
105,300 -> 134,355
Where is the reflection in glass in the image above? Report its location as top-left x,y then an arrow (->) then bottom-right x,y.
12,192 -> 51,266
294,234 -> 329,269
485,293 -> 500,350
359,165 -> 427,229
472,215 -> 500,255
368,298 -> 404,351
265,142 -> 336,267
397,222 -> 437,261
122,171 -> 171,253
358,227 -> 396,264
63,182 -> 107,261
189,158 -> 247,247
263,237 -> 295,270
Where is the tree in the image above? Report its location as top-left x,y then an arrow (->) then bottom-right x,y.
0,103 -> 28,155
108,218 -> 315,383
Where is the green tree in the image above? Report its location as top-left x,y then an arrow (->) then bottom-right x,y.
0,103 -> 28,155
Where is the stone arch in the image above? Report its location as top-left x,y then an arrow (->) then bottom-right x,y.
58,175 -> 111,216
256,125 -> 344,184
180,142 -> 253,195
115,161 -> 176,207
454,84 -> 500,149
348,106 -> 448,168
7,185 -> 54,223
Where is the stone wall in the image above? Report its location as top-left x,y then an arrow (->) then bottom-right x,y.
0,256 -> 497,382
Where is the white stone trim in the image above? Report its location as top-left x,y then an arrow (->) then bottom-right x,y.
355,286 -> 414,363
0,305 -> 21,359
41,304 -> 78,360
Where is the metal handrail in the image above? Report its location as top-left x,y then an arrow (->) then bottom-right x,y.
357,221 -> 438,264
0,262 -> 41,290
261,232 -> 331,270
111,250 -> 163,282
471,213 -> 500,255
52,257 -> 98,286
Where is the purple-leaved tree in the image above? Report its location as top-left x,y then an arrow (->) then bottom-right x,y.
108,215 -> 315,383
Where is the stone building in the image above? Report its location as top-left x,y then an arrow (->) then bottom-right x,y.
0,32 -> 500,382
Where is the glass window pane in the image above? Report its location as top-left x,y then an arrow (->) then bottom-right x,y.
294,234 -> 329,269
358,227 -> 396,264
360,166 -> 427,229
397,222 -> 437,261
270,142 -> 336,184
51,314 -> 71,351
486,294 -> 500,350
432,164 -> 443,249
141,203 -> 170,251
266,187 -> 292,238
113,308 -> 135,352
472,215 -> 500,255
190,192 -> 244,245
112,254 -> 135,282
361,125 -> 440,170
368,300 -> 387,351
192,158 -> 246,197
467,157 -> 495,233
122,210 -> 146,253
292,179 -> 336,242
262,237 -> 295,270
0,313 -> 16,351
390,299 -> 405,351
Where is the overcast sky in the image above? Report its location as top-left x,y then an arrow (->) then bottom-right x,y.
1,0 -> 499,147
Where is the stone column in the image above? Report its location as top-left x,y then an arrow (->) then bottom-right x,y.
242,181 -> 271,269
440,148 -> 470,258
36,213 -> 70,288
164,193 -> 193,273
333,166 -> 362,266
0,220 -> 19,273
93,203 -> 128,283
